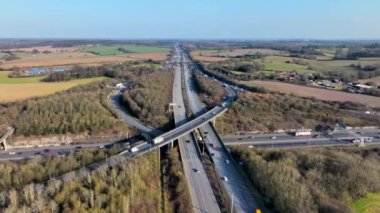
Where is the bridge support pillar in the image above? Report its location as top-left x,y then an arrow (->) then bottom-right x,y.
2,139 -> 7,151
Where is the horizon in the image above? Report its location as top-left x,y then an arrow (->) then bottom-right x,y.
1,0 -> 380,40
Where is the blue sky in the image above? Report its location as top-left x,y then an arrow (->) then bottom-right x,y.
1,0 -> 380,39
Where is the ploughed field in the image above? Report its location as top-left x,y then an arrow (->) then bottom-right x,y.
244,80 -> 380,108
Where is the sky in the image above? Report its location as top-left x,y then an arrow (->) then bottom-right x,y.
1,0 -> 380,40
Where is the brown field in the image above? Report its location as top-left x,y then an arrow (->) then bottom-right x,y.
359,76 -> 380,86
0,52 -> 168,68
0,71 -> 12,77
0,77 -> 105,102
7,45 -> 80,52
190,54 -> 229,62
245,80 -> 380,108
217,48 -> 283,56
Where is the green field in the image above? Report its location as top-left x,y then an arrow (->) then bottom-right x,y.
82,44 -> 171,56
0,75 -> 43,84
265,62 -> 310,72
352,192 -> 380,213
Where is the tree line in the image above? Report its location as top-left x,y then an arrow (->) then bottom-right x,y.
42,61 -> 160,82
0,81 -> 130,138
0,151 -> 161,213
231,147 -> 380,213
217,92 -> 380,134
193,72 -> 226,107
122,70 -> 174,130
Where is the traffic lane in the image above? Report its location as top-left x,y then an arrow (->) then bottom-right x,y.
0,143 -> 105,160
251,140 -> 380,149
159,106 -> 226,143
181,135 -> 220,213
222,135 -> 324,143
110,90 -> 159,135
174,51 -> 220,213
201,124 -> 257,212
183,50 -> 257,211
223,130 -> 380,142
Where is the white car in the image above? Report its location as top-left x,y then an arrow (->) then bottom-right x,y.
225,159 -> 230,164
221,176 -> 228,182
8,152 -> 16,155
271,136 -> 277,139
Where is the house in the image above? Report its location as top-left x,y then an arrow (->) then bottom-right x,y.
116,83 -> 126,89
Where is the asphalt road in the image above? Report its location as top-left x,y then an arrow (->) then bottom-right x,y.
0,142 -> 110,161
181,47 -> 259,212
222,130 -> 380,149
172,45 -> 220,213
110,90 -> 161,137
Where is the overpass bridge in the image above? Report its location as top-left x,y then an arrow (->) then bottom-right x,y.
0,127 -> 14,150
125,104 -> 229,158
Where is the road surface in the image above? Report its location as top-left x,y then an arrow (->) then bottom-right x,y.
222,130 -> 380,149
172,45 -> 220,213
110,90 -> 161,137
181,46 -> 259,212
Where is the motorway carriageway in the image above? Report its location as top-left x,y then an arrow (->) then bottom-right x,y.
182,47 -> 260,212
171,46 -> 220,212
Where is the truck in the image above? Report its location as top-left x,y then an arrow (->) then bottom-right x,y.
130,147 -> 139,153
194,129 -> 203,141
294,129 -> 312,136
152,136 -> 164,144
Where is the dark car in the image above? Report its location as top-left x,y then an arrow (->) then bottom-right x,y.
44,149 -> 50,153
75,146 -> 82,150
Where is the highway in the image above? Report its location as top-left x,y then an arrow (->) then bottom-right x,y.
0,142 -> 111,161
181,46 -> 259,212
222,130 -> 380,149
171,45 -> 220,213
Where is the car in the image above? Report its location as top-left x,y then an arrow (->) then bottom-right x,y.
248,136 -> 254,139
225,159 -> 230,164
204,135 -> 207,139
238,137 -> 243,140
193,168 -> 200,173
210,152 -> 215,156
8,152 -> 16,155
204,131 -> 208,134
185,139 -> 190,143
271,136 -> 277,139
99,145 -> 105,149
34,151 -> 41,155
44,149 -> 50,153
221,176 -> 228,182
248,145 -> 254,148
58,151 -> 69,156
75,146 -> 82,150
